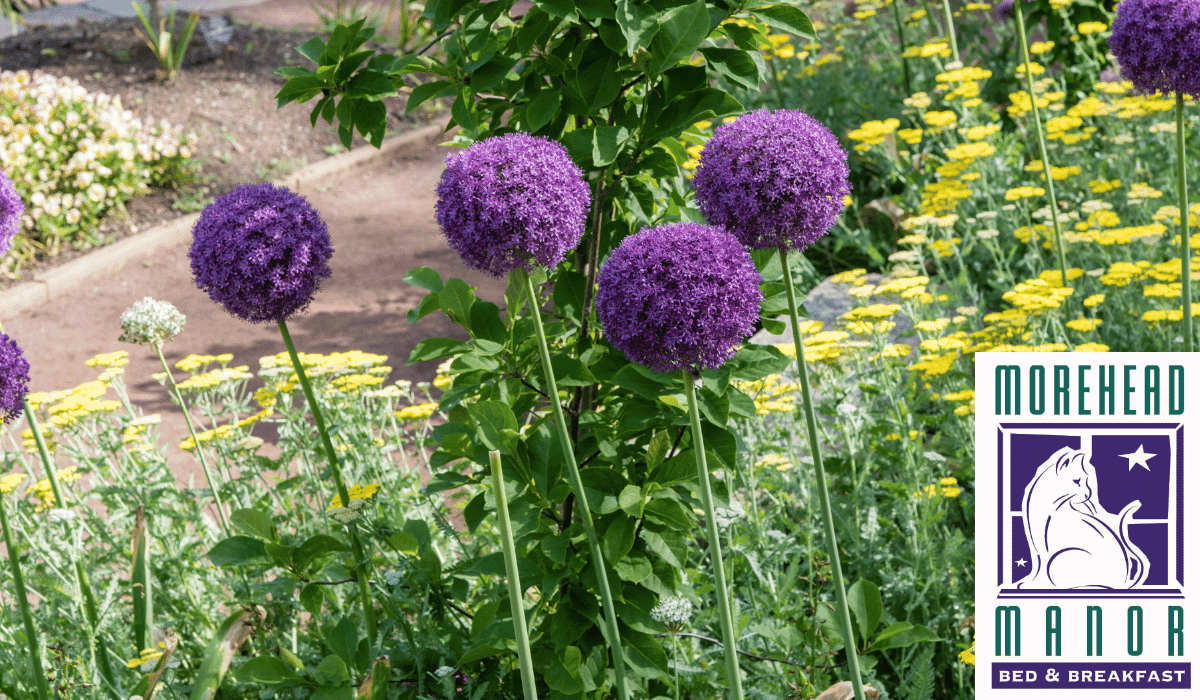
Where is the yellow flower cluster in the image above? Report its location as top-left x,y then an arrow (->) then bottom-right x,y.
847,118 -> 900,148
943,389 -> 975,416
915,477 -> 962,499
921,179 -> 973,215
39,380 -> 121,429
1002,279 -> 1074,313
330,373 -> 386,394
175,353 -> 234,373
86,351 -> 129,368
1,472 -> 26,493
1152,204 -> 1200,227
26,466 -> 80,510
328,482 -> 382,510
125,647 -> 164,670
1004,186 -> 1045,201
756,453 -> 794,472
902,40 -> 952,59
960,637 -> 976,666
395,402 -> 438,422
733,374 -> 799,416
175,366 -> 253,391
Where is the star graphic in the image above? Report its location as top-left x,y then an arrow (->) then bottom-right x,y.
1015,558 -> 1028,567
1120,444 -> 1155,472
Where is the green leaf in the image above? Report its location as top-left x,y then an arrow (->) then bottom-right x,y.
549,352 -> 597,387
405,265 -> 444,294
618,484 -> 644,517
235,656 -> 304,684
294,534 -> 351,574
620,628 -> 668,678
346,70 -> 397,99
574,39 -> 622,112
459,643 -> 505,665
313,654 -> 351,686
439,277 -> 477,329
206,536 -> 269,567
593,125 -> 630,167
405,79 -> 456,116
524,89 -> 561,131
407,293 -> 441,324
698,47 -> 761,91
751,4 -> 815,40
615,0 -> 659,55
603,513 -> 637,561
327,618 -> 358,667
614,553 -> 652,582
847,579 -> 883,644
300,583 -> 324,617
648,88 -> 743,142
533,0 -> 576,21
646,0 -> 711,75
643,495 -> 695,529
230,509 -> 275,541
407,337 -> 471,364
646,430 -> 671,471
297,36 -> 327,64
469,301 -> 507,345
386,531 -> 420,555
470,53 -> 518,91
450,90 -> 477,133
546,645 -> 584,694
467,401 -> 518,452
864,623 -> 941,653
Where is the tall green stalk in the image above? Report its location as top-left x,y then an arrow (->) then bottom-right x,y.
488,450 -> 538,700
939,0 -> 960,64
1177,94 -> 1194,352
517,266 -> 629,700
680,373 -> 743,698
277,319 -> 377,646
21,399 -> 118,692
0,480 -> 51,700
890,0 -> 913,97
780,248 -> 865,700
1014,1 -> 1070,287
153,344 -> 232,534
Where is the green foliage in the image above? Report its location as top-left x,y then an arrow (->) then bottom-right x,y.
131,1 -> 201,82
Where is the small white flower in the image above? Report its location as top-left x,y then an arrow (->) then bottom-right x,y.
119,297 -> 186,346
435,665 -> 456,678
650,596 -> 693,634
382,569 -> 402,586
47,508 -> 76,524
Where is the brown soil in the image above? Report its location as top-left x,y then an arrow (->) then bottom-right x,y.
0,10 -> 447,289
0,12 -> 515,494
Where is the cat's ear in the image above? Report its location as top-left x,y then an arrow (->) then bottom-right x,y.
1053,450 -> 1076,474
1068,452 -> 1087,474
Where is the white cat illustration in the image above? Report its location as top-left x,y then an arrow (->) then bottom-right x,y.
1017,447 -> 1148,589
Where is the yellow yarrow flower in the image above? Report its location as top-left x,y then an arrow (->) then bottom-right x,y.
86,351 -> 129,368
1077,21 -> 1107,34
395,402 -> 438,422
1,472 -> 25,494
960,637 -> 976,665
1074,342 -> 1110,352
1065,318 -> 1102,332
756,453 -> 794,472
328,482 -> 382,511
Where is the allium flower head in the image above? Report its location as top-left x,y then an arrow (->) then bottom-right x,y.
0,333 -> 31,425
1109,0 -> 1200,98
692,109 -> 850,252
994,0 -> 1015,19
0,168 -> 23,256
595,223 -> 762,375
435,132 -> 590,277
119,297 -> 186,346
190,183 -> 333,323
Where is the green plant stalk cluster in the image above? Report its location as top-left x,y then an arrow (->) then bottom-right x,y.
0,477 -> 51,700
1177,94 -> 1194,352
681,373 -> 743,698
520,267 -> 630,700
1014,1 -> 1070,290
278,319 -> 378,645
488,449 -> 539,700
781,249 -> 866,700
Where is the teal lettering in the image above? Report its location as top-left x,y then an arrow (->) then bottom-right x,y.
1145,365 -> 1160,416
1170,365 -> 1185,414
1079,365 -> 1092,415
1098,365 -> 1115,415
1055,365 -> 1070,415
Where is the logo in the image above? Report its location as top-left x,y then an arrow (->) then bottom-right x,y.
976,355 -> 1196,697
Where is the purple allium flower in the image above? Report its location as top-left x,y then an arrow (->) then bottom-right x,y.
692,109 -> 851,253
595,223 -> 762,375
435,132 -> 590,277
0,169 -> 23,256
0,333 -> 31,425
994,0 -> 1015,19
190,183 -> 333,323
1109,0 -> 1200,98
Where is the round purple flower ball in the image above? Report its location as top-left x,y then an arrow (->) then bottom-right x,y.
435,132 -> 590,278
692,109 -> 851,253
190,183 -> 334,323
595,223 -> 763,375
1110,0 -> 1200,98
0,169 -> 24,256
994,0 -> 1015,20
0,333 -> 31,425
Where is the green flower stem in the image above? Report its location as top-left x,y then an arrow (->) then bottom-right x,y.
681,373 -> 744,698
939,0 -> 960,64
21,399 -> 118,691
518,267 -> 629,700
153,343 -> 232,534
780,248 -> 865,700
1178,94 -> 1194,352
487,450 -> 538,700
890,0 -> 913,97
1014,1 -> 1070,288
277,319 -> 377,646
0,483 -> 51,700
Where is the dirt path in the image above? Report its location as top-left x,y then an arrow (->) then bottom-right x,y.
2,140 -> 509,488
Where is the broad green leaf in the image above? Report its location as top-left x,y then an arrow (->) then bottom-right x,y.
469,301 -> 507,345
603,513 -> 637,562
386,531 -> 420,555
545,645 -> 584,694
533,0 -> 576,21
751,4 -> 815,39
648,88 -> 742,142
615,0 -> 659,54
406,293 -> 441,324
865,622 -> 941,653
614,553 -> 652,582
468,401 -> 518,452
643,495 -> 695,529
620,628 -> 668,678
230,509 -> 275,541
439,277 -> 477,329
407,337 -> 471,364
645,430 -> 671,471
206,536 -> 269,567
470,53 -> 518,91
450,90 -> 477,133
300,583 -> 324,617
618,484 -> 644,517
698,47 -> 761,91
847,578 -> 883,643
646,0 -> 711,75
550,353 -> 597,387
346,70 -> 397,99
313,654 -> 351,686
524,89 -> 561,131
327,618 -> 358,667
405,79 -> 456,116
296,36 -> 326,64
593,125 -> 630,166
235,656 -> 303,684
294,534 -> 351,574
575,39 -> 622,111
459,643 -> 505,665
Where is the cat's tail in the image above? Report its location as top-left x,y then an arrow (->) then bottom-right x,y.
1117,500 -> 1149,588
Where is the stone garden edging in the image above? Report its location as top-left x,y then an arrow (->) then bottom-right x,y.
0,119 -> 451,322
